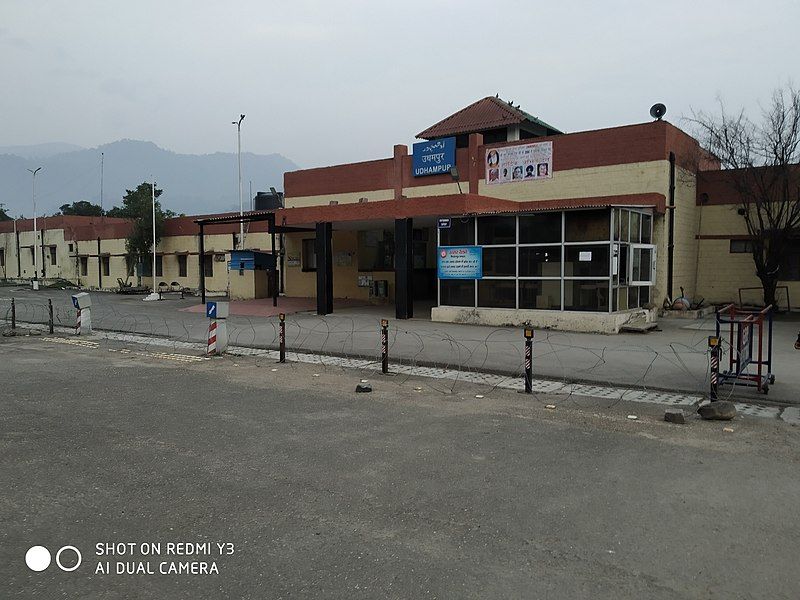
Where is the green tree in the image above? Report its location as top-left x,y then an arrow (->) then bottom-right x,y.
0,203 -> 11,221
58,200 -> 104,216
107,182 -> 172,277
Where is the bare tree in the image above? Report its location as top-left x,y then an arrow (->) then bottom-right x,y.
692,86 -> 800,308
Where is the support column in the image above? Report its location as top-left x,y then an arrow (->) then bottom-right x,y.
468,133 -> 484,194
97,237 -> 102,288
395,218 -> 414,319
315,222 -> 333,315
199,223 -> 206,304
270,214 -> 278,307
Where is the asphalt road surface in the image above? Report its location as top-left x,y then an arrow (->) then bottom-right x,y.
1,333 -> 798,599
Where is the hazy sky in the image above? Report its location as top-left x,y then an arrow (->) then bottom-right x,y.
2,0 -> 798,169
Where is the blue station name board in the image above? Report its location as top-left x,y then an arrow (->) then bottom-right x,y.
412,137 -> 456,177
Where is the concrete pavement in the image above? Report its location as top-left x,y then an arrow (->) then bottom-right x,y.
2,286 -> 799,404
1,334 -> 799,599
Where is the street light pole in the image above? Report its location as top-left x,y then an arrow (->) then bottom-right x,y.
27,166 -> 42,288
232,114 -> 245,249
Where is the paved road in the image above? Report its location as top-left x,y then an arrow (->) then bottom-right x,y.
2,286 -> 799,403
1,334 -> 798,598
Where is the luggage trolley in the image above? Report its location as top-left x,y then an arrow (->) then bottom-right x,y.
714,304 -> 775,393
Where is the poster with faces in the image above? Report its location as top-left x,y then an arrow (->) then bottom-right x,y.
486,141 -> 553,185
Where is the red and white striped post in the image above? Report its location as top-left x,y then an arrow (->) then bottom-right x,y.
207,320 -> 218,356
75,309 -> 82,335
708,335 -> 720,401
524,327 -> 534,393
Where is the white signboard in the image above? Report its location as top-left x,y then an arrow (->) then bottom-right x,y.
486,141 -> 553,185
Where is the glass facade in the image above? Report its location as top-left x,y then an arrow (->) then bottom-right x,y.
437,208 -> 655,313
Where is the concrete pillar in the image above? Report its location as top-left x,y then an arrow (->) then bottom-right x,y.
395,218 -> 413,320
393,144 -> 408,201
315,222 -> 333,315
468,133 -> 484,194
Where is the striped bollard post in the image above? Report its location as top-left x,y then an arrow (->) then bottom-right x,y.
524,328 -> 534,394
708,335 -> 720,401
11,297 -> 15,331
75,309 -> 82,336
279,313 -> 286,363
380,319 -> 389,374
207,320 -> 218,356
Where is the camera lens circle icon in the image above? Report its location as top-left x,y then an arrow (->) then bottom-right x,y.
55,546 -> 82,572
25,546 -> 51,572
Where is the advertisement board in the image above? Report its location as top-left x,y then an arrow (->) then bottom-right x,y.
485,141 -> 553,185
412,137 -> 456,177
437,246 -> 482,279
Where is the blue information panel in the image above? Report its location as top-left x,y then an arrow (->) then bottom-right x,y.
412,137 -> 456,177
437,218 -> 451,229
438,246 -> 483,279
206,302 -> 217,318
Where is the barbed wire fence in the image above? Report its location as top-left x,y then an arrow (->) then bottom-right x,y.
0,289 -> 759,409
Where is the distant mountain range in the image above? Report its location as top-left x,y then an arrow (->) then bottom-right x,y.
0,140 -> 299,217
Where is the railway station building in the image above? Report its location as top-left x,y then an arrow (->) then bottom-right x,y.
1,96 -> 797,332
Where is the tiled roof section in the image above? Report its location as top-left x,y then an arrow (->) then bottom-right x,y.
416,96 -> 562,140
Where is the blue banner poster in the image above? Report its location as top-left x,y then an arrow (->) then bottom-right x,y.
438,246 -> 483,279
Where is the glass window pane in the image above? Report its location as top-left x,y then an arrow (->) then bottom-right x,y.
519,246 -> 561,277
440,217 -> 474,246
620,210 -> 629,242
478,279 -> 516,308
630,212 -> 641,243
628,286 -> 640,309
641,214 -> 652,243
564,244 -> 610,277
440,280 -> 474,306
631,247 -> 653,283
613,208 -> 622,241
478,216 -> 516,245
564,209 -> 610,242
640,286 -> 651,306
482,247 -> 515,276
519,213 -> 561,244
520,280 -> 561,310
564,280 -> 609,312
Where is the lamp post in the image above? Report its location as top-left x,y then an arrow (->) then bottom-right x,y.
27,166 -> 42,288
232,114 -> 245,249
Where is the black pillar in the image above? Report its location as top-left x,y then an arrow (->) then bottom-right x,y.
315,222 -> 333,315
97,237 -> 102,289
395,218 -> 414,319
270,214 -> 278,307
199,223 -> 206,304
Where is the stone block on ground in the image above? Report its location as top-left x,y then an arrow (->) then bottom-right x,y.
355,384 -> 372,393
664,408 -> 686,424
698,400 -> 737,421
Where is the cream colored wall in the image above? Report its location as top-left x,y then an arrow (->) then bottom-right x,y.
670,167 -> 700,301
283,231 -> 395,301
694,204 -> 799,307
478,161 -> 671,202
285,189 -> 394,208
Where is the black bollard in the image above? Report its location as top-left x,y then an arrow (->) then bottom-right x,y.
708,335 -> 720,401
11,297 -> 16,330
279,313 -> 286,363
381,319 -> 389,374
48,298 -> 54,334
524,328 -> 534,394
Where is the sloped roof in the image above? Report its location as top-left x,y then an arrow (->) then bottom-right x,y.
417,96 -> 562,140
